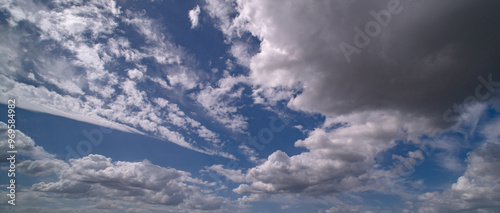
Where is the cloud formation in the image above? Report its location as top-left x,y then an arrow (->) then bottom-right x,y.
210,0 -> 500,129
0,123 -> 228,212
0,0 -> 238,158
189,5 -> 201,29
417,118 -> 500,213
231,111 -> 432,196
32,154 -> 226,210
201,1 -> 500,210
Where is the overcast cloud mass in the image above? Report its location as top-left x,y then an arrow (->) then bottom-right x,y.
1,0 -> 499,212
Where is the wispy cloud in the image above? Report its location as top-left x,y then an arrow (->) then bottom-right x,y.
189,5 -> 201,29
0,0 -> 236,158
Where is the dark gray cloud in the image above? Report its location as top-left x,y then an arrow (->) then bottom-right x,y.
202,0 -> 500,206
230,0 -> 500,128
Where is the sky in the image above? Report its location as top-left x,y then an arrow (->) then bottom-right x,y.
0,0 -> 499,212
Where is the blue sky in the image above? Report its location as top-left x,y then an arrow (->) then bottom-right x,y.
0,0 -> 500,212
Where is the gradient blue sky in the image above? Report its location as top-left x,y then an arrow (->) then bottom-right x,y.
1,0 -> 500,212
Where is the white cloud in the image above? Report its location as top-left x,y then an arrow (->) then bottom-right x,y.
195,72 -> 249,132
0,125 -> 228,211
206,164 -> 246,182
152,97 -> 223,144
428,136 -> 465,172
127,68 -> 143,79
189,5 -> 201,29
238,144 -> 263,164
17,159 -> 69,176
31,154 -> 227,210
122,11 -> 183,65
0,75 -> 143,134
203,0 -> 236,37
0,122 -> 52,160
0,0 -> 234,158
229,41 -> 252,67
0,121 -> 69,176
167,69 -> 199,89
318,203 -> 361,213
417,118 -> 500,212
231,110 -> 435,197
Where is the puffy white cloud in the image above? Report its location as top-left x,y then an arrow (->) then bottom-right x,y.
127,68 -> 144,80
189,5 -> 201,29
166,69 -> 199,89
17,159 -> 69,176
318,203 -> 361,213
0,125 -> 228,211
32,179 -> 92,194
0,121 -> 69,176
230,110 -> 434,196
0,122 -> 54,160
31,154 -> 227,210
417,118 -> 500,213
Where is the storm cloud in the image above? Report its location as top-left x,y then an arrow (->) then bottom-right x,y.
231,0 -> 500,128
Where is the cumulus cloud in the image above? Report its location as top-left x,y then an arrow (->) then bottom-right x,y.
0,125 -> 227,212
207,0 -> 500,129
31,154 -> 226,210
0,121 -> 69,176
228,111 -> 435,197
318,203 -> 361,213
17,159 -> 70,176
200,1 -> 500,206
0,122 -> 53,160
417,118 -> 500,213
